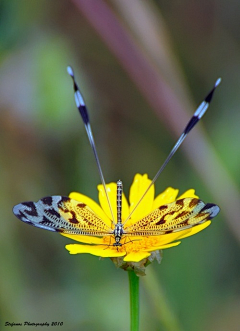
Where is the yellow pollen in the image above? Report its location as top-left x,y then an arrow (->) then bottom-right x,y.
102,236 -> 159,253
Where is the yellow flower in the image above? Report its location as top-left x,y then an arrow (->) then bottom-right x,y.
63,174 -> 212,265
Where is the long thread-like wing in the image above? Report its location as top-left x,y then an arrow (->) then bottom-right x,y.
124,198 -> 220,235
13,196 -> 112,235
124,78 -> 221,226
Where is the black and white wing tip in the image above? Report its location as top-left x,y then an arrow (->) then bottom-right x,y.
67,65 -> 89,126
215,77 -> 222,88
13,199 -> 62,233
67,66 -> 85,106
183,77 -> 221,135
13,203 -> 32,224
202,203 -> 220,220
204,77 -> 222,105
67,65 -> 74,77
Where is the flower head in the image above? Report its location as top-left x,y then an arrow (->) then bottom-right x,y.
63,174 -> 218,271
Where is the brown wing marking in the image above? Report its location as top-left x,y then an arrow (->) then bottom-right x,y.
56,197 -> 112,235
124,198 -> 219,236
13,196 -> 112,236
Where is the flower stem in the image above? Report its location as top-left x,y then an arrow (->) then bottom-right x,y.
128,270 -> 139,331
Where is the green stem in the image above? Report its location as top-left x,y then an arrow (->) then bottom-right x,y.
128,270 -> 139,331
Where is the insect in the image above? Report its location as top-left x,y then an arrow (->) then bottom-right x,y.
13,67 -> 221,246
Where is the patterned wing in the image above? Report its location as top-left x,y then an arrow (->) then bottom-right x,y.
13,196 -> 112,236
125,198 -> 220,235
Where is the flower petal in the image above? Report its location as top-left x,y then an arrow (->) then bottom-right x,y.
128,174 -> 154,223
153,230 -> 192,245
65,244 -> 125,257
98,183 -> 129,222
177,221 -> 211,239
152,241 -> 181,250
123,251 -> 151,262
153,187 -> 179,209
69,192 -> 111,226
177,189 -> 199,199
61,233 -> 105,244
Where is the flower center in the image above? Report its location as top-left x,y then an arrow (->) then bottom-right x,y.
102,235 -> 159,253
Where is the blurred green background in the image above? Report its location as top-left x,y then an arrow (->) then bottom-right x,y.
1,1 -> 240,330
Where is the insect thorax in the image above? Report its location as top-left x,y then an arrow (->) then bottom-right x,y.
113,223 -> 124,246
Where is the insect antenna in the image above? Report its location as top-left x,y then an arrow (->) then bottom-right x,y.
124,78 -> 221,225
67,66 -> 116,224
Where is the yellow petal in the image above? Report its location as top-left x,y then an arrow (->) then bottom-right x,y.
153,187 -> 179,209
98,183 -> 129,223
153,241 -> 181,250
123,251 -> 151,262
65,244 -> 125,257
177,221 -> 211,239
153,230 -> 192,245
61,233 -> 104,244
128,174 -> 154,224
178,189 -> 199,199
69,191 -> 111,226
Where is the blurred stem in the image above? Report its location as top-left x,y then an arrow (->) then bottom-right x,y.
128,271 -> 139,331
142,269 -> 182,331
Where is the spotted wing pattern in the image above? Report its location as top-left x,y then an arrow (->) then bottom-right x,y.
13,196 -> 112,235
124,198 -> 220,236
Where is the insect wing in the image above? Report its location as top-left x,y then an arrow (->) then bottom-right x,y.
13,196 -> 112,235
125,198 -> 220,235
